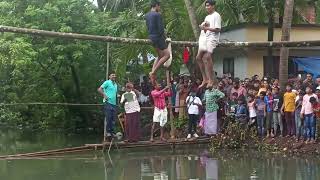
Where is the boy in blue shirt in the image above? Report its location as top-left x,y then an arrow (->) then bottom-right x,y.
264,88 -> 274,138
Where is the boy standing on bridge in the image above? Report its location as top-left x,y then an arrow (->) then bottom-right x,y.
145,0 -> 171,83
150,83 -> 171,142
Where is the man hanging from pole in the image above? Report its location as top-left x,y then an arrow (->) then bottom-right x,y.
98,72 -> 118,141
196,0 -> 221,88
145,0 -> 171,84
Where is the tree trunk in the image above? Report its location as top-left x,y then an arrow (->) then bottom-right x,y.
96,0 -> 105,12
267,0 -> 275,78
279,0 -> 295,92
183,0 -> 200,39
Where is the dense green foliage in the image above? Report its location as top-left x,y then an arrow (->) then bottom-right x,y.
0,0 -> 318,131
0,0 -> 191,131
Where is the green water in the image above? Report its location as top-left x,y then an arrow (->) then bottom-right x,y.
1,128 -> 320,180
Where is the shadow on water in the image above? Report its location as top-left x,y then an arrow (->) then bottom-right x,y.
0,128 -> 320,180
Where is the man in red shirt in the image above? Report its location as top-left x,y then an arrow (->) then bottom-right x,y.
150,83 -> 172,142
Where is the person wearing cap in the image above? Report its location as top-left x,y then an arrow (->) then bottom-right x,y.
196,0 -> 221,88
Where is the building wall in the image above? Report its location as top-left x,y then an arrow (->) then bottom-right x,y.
247,50 -> 264,78
219,25 -> 320,79
246,26 -> 320,41
214,49 -> 248,79
235,55 -> 248,78
220,28 -> 247,42
213,54 -> 223,77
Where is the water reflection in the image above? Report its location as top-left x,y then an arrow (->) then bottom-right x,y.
0,128 -> 320,180
102,150 -> 320,180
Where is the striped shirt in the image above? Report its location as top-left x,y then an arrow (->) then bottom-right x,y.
151,89 -> 172,110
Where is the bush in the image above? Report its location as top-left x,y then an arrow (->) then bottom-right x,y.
210,117 -> 274,152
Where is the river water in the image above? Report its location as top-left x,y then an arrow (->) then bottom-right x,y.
0,128 -> 320,180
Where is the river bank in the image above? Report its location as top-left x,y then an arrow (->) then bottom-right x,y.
263,136 -> 320,155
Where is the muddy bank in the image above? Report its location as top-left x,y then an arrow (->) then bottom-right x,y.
263,137 -> 320,155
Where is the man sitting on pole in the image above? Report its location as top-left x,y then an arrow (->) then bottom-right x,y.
145,0 -> 171,84
196,0 -> 221,88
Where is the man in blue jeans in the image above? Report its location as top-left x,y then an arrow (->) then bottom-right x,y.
98,72 -> 118,139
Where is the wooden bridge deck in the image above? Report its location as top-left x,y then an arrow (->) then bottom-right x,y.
0,137 -> 211,159
87,137 -> 211,150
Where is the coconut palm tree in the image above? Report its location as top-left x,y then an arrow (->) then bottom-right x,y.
279,0 -> 295,91
183,0 -> 200,39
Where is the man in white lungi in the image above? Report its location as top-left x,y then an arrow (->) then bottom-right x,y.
150,83 -> 171,142
196,0 -> 221,89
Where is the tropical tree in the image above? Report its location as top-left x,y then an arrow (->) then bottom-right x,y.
183,0 -> 200,39
0,0 -> 111,130
279,0 -> 295,91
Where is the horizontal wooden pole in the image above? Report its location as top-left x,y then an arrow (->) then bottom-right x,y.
0,102 -> 186,109
0,25 -> 196,47
1,25 -> 320,48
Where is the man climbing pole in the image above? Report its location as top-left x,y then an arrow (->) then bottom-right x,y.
196,0 -> 221,88
145,0 -> 171,84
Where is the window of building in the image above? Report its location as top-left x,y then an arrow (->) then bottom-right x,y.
223,58 -> 234,77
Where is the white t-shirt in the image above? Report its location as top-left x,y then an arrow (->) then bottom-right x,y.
186,96 -> 202,115
120,91 -> 140,113
200,11 -> 221,40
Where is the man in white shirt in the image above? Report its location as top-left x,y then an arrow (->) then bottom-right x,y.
186,91 -> 202,139
196,0 -> 221,89
120,83 -> 141,142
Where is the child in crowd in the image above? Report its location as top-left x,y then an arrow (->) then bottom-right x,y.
256,92 -> 266,137
310,96 -> 320,141
272,86 -> 282,137
234,95 -> 248,125
301,86 -> 318,143
186,90 -> 202,139
247,94 -> 257,128
281,84 -> 296,137
227,92 -> 238,116
316,86 -> 320,99
295,90 -> 304,141
264,88 -> 274,138
253,80 -> 260,93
